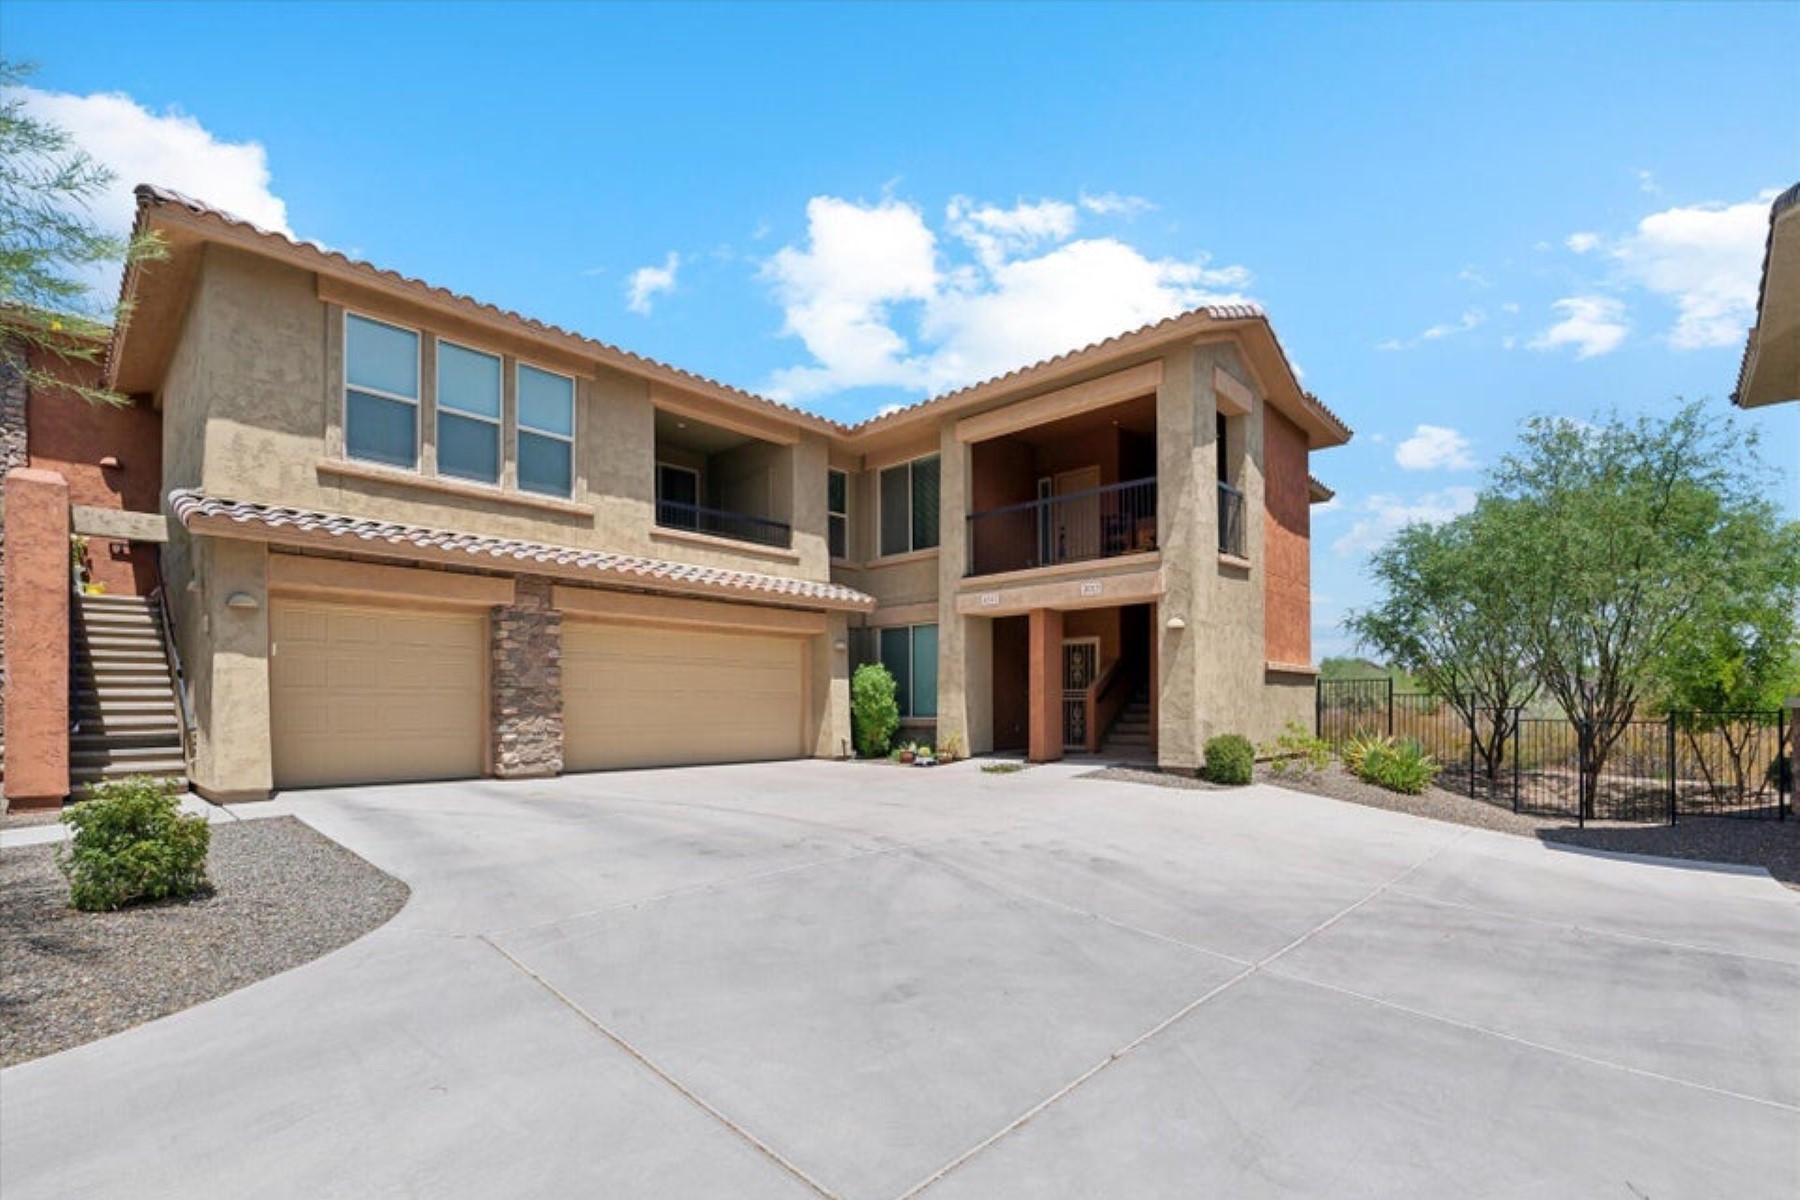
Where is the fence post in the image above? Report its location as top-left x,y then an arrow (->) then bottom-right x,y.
1386,677 -> 1394,738
1315,681 -> 1323,740
1782,702 -> 1792,822
1512,706 -> 1522,813
1666,711 -> 1677,828
1468,704 -> 1477,800
1577,719 -> 1589,828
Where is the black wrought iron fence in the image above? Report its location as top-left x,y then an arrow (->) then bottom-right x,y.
1316,679 -> 1791,826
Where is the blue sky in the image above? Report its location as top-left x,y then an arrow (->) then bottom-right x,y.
6,0 -> 1796,657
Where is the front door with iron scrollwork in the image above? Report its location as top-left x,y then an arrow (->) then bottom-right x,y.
1062,638 -> 1099,749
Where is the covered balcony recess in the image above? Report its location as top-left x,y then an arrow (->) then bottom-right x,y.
964,392 -> 1158,578
653,408 -> 793,550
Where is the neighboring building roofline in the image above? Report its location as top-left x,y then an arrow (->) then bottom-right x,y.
167,489 -> 878,612
1307,475 -> 1335,504
118,184 -> 1353,448
1732,181 -> 1800,408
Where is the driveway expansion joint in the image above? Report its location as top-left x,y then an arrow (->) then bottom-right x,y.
893,829 -> 1474,1198
479,935 -> 845,1200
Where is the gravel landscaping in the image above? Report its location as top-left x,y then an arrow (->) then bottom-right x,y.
0,816 -> 408,1067
1084,762 -> 1800,890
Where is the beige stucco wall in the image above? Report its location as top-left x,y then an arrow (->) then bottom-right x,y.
176,246 -> 829,585
185,536 -> 273,801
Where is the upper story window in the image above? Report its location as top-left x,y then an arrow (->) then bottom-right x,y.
436,341 -> 502,485
518,364 -> 575,497
878,454 -> 940,557
828,469 -> 849,559
345,314 -> 420,469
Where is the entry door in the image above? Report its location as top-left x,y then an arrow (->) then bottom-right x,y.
1044,466 -> 1102,564
1062,637 -> 1100,749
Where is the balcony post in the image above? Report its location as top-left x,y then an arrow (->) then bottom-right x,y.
1027,607 -> 1063,763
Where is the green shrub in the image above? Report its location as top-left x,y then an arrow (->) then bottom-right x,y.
1339,731 -> 1391,776
851,663 -> 901,758
1357,738 -> 1441,795
1202,733 -> 1255,785
57,777 -> 210,912
1262,721 -> 1331,777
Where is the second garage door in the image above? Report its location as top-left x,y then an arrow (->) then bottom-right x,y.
271,599 -> 486,789
563,622 -> 805,771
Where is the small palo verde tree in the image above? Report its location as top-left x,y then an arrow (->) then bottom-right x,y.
1,59 -> 165,405
1348,509 -> 1540,780
851,662 -> 900,759
1490,403 -> 1796,815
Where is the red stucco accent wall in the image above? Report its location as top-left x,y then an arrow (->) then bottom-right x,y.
26,346 -> 163,595
3,469 -> 70,807
1263,408 -> 1312,667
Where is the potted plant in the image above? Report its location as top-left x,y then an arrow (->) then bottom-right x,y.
897,742 -> 917,765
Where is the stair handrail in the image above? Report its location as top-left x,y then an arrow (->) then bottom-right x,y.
1083,657 -> 1127,754
148,567 -> 196,764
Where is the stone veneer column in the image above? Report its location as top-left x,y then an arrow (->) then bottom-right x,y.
490,575 -> 563,778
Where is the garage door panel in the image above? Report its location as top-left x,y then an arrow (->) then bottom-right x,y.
564,622 -> 804,772
272,599 -> 485,789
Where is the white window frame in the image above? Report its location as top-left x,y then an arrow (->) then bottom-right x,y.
434,338 -> 503,486
515,361 -> 578,498
876,453 -> 939,559
343,310 -> 422,469
828,468 -> 850,561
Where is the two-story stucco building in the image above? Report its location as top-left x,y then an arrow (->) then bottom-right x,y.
5,185 -> 1351,804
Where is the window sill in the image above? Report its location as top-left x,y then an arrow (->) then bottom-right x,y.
650,524 -> 802,564
1218,551 -> 1252,571
868,547 -> 941,568
316,457 -> 594,517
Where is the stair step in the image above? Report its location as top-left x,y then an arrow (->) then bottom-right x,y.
71,714 -> 180,734
78,626 -> 166,642
77,682 -> 177,699
71,744 -> 187,769
79,648 -> 169,665
77,697 -> 179,715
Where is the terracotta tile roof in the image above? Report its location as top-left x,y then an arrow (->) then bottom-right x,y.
127,185 -> 1352,445
168,489 -> 876,612
1732,181 -> 1800,407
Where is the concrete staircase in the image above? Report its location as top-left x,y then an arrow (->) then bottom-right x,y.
1101,686 -> 1153,760
70,593 -> 187,792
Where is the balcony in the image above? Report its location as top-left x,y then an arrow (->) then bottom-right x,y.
654,407 -> 794,551
1217,481 -> 1246,557
656,499 -> 792,549
966,476 -> 1157,577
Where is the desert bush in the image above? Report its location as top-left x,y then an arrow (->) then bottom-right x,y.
1339,732 -> 1394,776
57,777 -> 210,912
851,663 -> 900,758
1262,721 -> 1331,777
1357,738 -> 1441,795
1202,733 -> 1255,785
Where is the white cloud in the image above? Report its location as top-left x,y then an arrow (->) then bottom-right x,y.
762,195 -> 942,398
1394,424 -> 1477,472
1566,231 -> 1601,254
1079,191 -> 1155,217
16,85 -> 290,237
761,191 -> 1251,401
1332,487 -> 1478,557
1529,295 -> 1629,359
946,196 -> 1078,268
1457,266 -> 1490,288
1635,168 -> 1661,195
1377,309 -> 1485,351
1609,194 -> 1772,349
625,252 -> 680,314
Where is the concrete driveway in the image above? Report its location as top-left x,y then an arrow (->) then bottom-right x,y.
3,761 -> 1796,1199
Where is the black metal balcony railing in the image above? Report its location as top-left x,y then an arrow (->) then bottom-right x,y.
656,499 -> 793,549
966,477 -> 1157,577
1218,481 -> 1245,557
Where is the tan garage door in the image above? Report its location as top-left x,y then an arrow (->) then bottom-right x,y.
564,622 -> 805,771
271,599 -> 485,789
